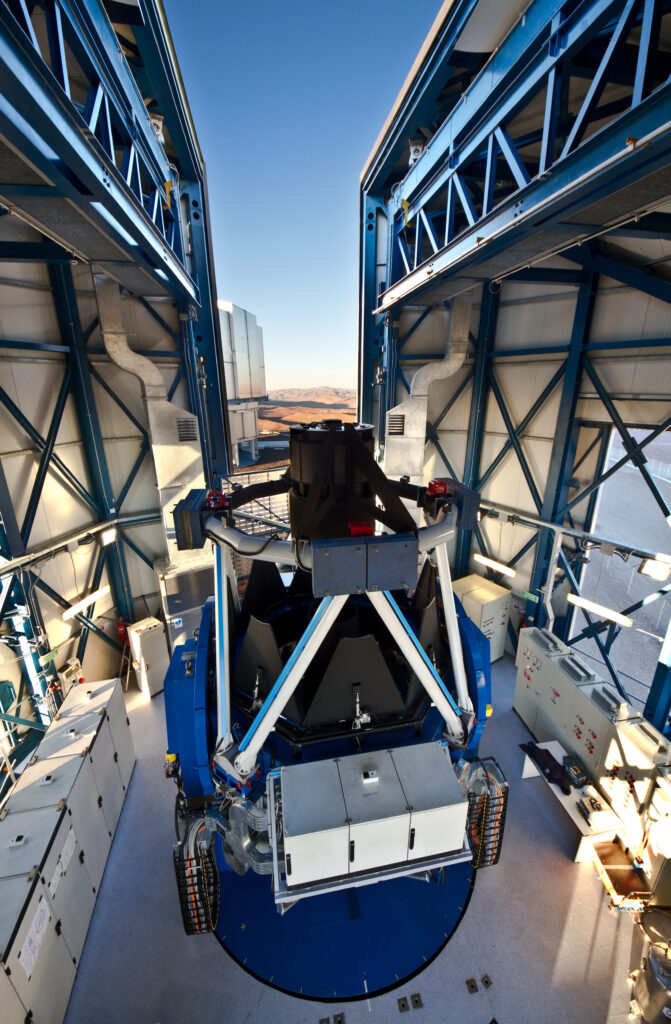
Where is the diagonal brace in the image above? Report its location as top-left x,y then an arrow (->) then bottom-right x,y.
234,595 -> 348,776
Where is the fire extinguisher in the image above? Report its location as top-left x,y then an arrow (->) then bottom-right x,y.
117,616 -> 128,644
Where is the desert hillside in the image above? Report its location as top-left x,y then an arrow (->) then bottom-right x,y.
259,387 -> 356,434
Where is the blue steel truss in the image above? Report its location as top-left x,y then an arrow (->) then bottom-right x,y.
375,0 -> 671,313
0,0 -> 231,481
360,0 -> 671,729
0,0 -> 232,740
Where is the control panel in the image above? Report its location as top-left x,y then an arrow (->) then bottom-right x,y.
562,681 -> 621,780
513,627 -> 571,736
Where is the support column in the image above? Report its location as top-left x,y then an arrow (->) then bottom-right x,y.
358,193 -> 387,426
528,270 -> 598,630
181,178 -> 231,483
455,284 -> 499,576
434,541 -> 472,713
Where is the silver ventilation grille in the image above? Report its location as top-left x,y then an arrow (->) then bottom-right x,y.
177,418 -> 198,442
387,414 -> 405,436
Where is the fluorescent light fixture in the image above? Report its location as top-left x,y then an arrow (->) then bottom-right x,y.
99,527 -> 117,547
217,299 -> 234,313
639,557 -> 671,581
62,584 -> 111,622
567,593 -> 633,628
473,553 -> 516,578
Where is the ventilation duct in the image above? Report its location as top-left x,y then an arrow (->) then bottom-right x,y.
384,292 -> 472,481
93,273 -> 206,568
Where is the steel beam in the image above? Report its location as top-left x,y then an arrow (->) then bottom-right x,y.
234,595 -> 348,776
20,365 -> 73,546
477,363 -> 566,490
558,413 -> 671,519
0,3 -> 195,302
455,286 -> 498,576
0,461 -> 53,720
76,545 -> 107,663
528,272 -> 598,626
180,178 -> 230,482
559,549 -> 627,697
488,370 -> 543,513
582,357 -> 671,522
34,572 -> 121,654
49,263 -> 134,623
0,381 -> 97,512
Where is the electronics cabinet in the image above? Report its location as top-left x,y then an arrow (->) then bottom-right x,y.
534,652 -> 596,743
562,681 -> 629,780
512,627 -> 571,733
127,617 -> 170,697
281,743 -> 467,887
453,575 -> 511,662
0,679 -> 134,1021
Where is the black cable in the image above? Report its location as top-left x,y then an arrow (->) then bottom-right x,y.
295,541 -> 311,573
205,529 -> 280,558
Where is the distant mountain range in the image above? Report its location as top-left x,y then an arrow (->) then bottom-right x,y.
259,387 -> 357,434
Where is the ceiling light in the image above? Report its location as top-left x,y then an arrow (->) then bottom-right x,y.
99,527 -> 117,547
62,585 -> 111,622
639,557 -> 671,582
567,593 -> 632,628
473,553 -> 516,578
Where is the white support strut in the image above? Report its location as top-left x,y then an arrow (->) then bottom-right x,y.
214,544 -> 233,751
367,590 -> 464,743
433,542 -> 473,715
234,594 -> 348,777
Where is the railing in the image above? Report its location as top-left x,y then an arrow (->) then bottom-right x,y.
1,0 -> 186,270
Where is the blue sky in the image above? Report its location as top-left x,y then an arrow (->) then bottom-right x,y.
163,0 -> 441,391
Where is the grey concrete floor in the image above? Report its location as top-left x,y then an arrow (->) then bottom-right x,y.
64,658 -> 639,1024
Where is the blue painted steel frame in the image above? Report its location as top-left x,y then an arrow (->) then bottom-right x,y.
0,0 -> 231,486
49,262 -> 134,624
237,596 -> 340,755
0,0 -> 193,300
0,462 -> 55,726
383,590 -> 462,718
376,0 -> 671,311
359,0 -> 671,730
454,287 -> 498,576
527,272 -> 598,625
164,601 -> 214,799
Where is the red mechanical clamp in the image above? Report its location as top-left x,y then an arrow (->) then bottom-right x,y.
205,490 -> 228,511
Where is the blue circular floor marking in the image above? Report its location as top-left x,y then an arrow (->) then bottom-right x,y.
213,852 -> 475,1001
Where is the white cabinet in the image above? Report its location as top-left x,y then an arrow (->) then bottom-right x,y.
453,574 -> 511,661
0,807 -> 77,1024
127,617 -> 170,697
280,743 -> 468,887
0,679 -> 135,1018
282,759 -> 349,886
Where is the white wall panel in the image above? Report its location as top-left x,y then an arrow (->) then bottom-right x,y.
590,284 -> 671,343
1,448 -> 93,541
496,284 -> 578,349
493,361 -> 562,434
427,369 -> 472,425
428,430 -> 467,481
88,361 -> 147,432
